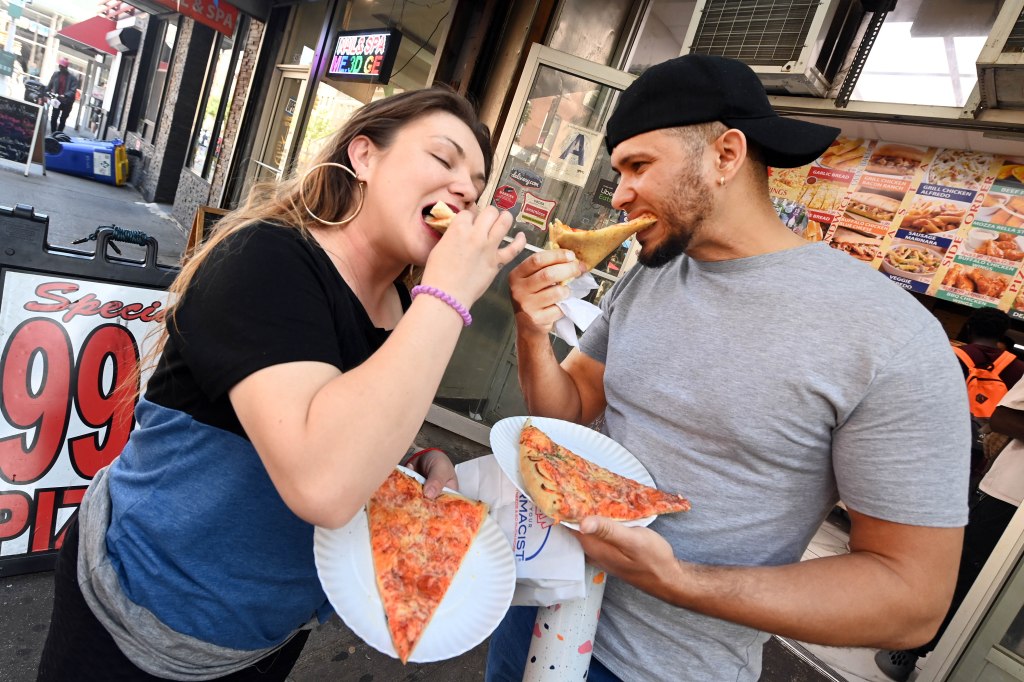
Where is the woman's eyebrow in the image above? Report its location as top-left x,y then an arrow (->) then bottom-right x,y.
433,135 -> 465,157
434,135 -> 486,187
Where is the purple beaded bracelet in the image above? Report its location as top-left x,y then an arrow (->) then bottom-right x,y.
411,285 -> 473,326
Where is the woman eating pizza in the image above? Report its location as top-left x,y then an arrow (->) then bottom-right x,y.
36,87 -> 526,681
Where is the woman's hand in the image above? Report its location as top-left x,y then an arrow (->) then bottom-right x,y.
422,205 -> 527,307
408,448 -> 458,499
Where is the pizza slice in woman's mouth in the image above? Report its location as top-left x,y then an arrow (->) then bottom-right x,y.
424,201 -> 457,232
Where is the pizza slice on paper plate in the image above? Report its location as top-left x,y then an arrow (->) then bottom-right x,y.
518,418 -> 690,524
367,468 -> 488,663
548,213 -> 657,271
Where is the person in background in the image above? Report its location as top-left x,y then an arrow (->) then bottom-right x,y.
37,87 -> 525,681
876,377 -> 1024,680
953,308 -> 1024,389
45,56 -> 79,133
951,308 -> 1024,486
488,54 -> 970,682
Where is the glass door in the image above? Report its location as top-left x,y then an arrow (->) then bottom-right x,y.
429,45 -> 635,443
242,68 -> 309,192
919,505 -> 1024,681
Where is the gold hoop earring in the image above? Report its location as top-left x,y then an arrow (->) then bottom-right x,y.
299,162 -> 366,226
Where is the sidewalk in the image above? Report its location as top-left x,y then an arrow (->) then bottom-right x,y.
0,133 -> 185,267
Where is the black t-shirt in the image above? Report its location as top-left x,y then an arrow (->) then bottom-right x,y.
145,223 -> 409,437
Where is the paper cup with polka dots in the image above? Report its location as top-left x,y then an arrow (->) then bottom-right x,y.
523,562 -> 607,681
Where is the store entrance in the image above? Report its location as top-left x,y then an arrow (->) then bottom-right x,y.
920,505 -> 1024,680
428,46 -> 635,443
241,68 -> 309,192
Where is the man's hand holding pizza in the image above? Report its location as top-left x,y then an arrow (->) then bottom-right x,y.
509,250 -> 588,337
577,516 -> 683,599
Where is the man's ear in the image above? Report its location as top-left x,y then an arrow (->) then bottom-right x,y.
712,128 -> 748,183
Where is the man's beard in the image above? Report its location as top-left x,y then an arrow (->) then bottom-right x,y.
637,164 -> 713,268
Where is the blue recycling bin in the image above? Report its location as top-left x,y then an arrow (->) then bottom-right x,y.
44,137 -> 129,186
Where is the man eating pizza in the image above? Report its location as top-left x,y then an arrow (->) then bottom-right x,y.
487,54 -> 970,682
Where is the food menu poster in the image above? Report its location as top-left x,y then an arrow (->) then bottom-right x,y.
769,140 -> 1024,318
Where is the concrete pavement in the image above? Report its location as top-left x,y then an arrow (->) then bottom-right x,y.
0,146 -> 185,267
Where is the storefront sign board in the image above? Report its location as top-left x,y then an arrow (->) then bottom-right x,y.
0,210 -> 177,575
0,273 -> 168,568
327,29 -> 402,84
151,0 -> 239,37
0,93 -> 43,176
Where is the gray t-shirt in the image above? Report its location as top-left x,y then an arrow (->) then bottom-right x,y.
578,242 -> 970,682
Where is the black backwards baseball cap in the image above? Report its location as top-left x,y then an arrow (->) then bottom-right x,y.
606,54 -> 840,168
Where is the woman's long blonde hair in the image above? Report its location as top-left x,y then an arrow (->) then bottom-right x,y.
133,87 -> 491,399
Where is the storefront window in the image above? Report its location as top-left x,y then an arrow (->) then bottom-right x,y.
282,0 -> 330,66
295,0 -> 454,166
435,57 -> 632,427
851,0 -> 999,108
547,0 -> 634,67
491,66 -> 624,267
341,0 -> 454,91
297,81 -> 371,168
623,0 -> 696,74
188,20 -> 247,181
234,0 -> 330,199
139,18 -> 178,143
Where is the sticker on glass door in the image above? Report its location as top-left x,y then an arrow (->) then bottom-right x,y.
518,192 -> 557,229
545,123 -> 602,188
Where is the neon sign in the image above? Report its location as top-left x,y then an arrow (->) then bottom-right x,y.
327,29 -> 402,83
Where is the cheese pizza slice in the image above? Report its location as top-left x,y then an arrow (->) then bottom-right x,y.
518,419 -> 690,524
424,201 -> 457,232
548,213 -> 657,271
367,468 -> 488,664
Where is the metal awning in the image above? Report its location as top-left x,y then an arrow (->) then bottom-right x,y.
57,16 -> 118,56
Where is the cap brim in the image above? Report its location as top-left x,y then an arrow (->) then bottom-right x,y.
723,116 -> 839,168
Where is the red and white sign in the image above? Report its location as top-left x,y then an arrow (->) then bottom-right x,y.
154,0 -> 239,37
517,192 -> 557,230
0,271 -> 168,561
494,185 -> 518,210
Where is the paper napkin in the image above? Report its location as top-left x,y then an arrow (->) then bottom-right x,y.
455,455 -> 585,606
552,273 -> 603,347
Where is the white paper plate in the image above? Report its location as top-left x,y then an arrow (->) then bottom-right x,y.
313,466 -> 515,663
489,415 -> 657,529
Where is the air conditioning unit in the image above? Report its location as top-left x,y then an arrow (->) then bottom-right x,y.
681,0 -> 864,97
976,0 -> 1024,110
